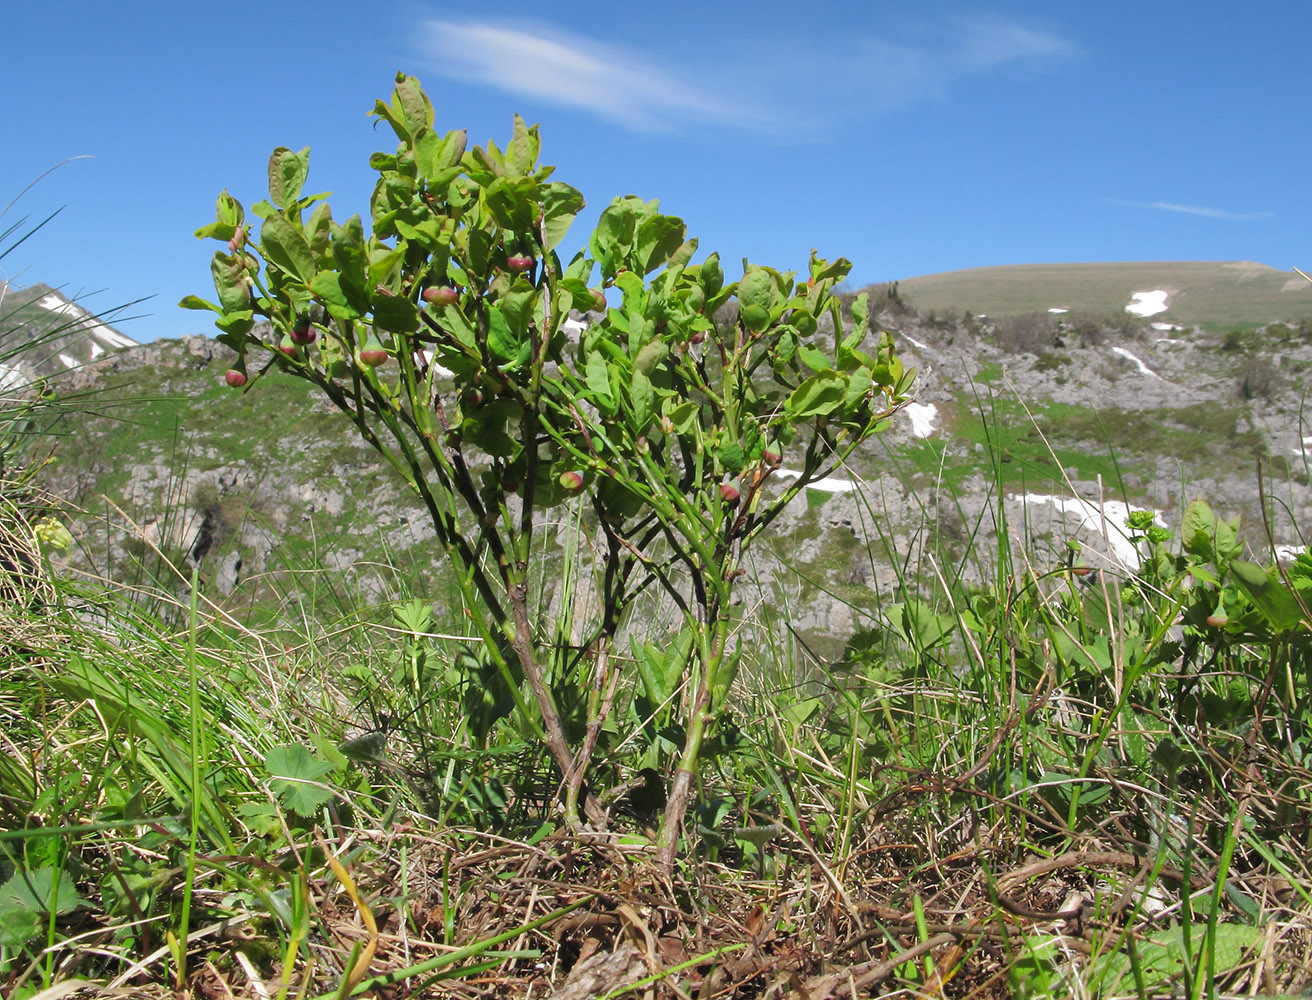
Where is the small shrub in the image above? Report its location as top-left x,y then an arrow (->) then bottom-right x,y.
994,311 -> 1060,355
185,72 -> 915,869
1033,352 -> 1071,372
1238,358 -> 1278,400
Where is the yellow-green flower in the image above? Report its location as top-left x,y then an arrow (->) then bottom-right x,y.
33,517 -> 73,554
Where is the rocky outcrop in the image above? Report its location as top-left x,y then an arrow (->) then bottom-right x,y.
33,310 -> 1312,655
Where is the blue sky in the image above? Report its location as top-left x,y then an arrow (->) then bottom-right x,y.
3,2 -> 1307,343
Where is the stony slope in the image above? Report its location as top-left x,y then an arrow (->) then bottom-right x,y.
27,299 -> 1312,660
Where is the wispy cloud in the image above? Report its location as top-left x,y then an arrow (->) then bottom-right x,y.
414,21 -> 761,133
1111,199 -> 1274,221
414,15 -> 1075,135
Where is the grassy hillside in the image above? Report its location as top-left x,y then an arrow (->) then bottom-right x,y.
888,260 -> 1312,326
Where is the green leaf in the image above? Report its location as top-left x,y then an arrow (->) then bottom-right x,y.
0,904 -> 42,947
541,182 -> 585,250
1088,923 -> 1259,992
590,195 -> 642,275
1182,499 -> 1217,559
487,305 -> 522,363
716,441 -> 747,476
260,213 -> 316,284
371,98 -> 408,142
786,371 -> 846,418
332,214 -> 368,292
782,697 -> 822,728
310,271 -> 366,320
632,337 -> 665,376
305,201 -> 333,259
809,252 -> 851,285
484,176 -> 539,231
636,214 -> 686,274
265,744 -> 336,818
194,190 -> 244,241
394,217 -> 447,250
393,73 -> 434,137
797,343 -> 832,373
268,146 -> 310,210
700,253 -> 724,298
178,294 -> 220,313
214,310 -> 253,336
739,267 -> 774,315
413,127 -> 443,182
630,369 -> 653,429
210,253 -> 250,313
1231,560 -> 1304,632
371,295 -> 420,334
586,351 -> 615,411
507,113 -> 541,176
667,400 -> 698,435
0,867 -> 84,917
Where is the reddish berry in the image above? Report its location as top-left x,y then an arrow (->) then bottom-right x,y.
506,255 -> 534,273
224,369 -> 247,388
422,286 -> 460,306
290,314 -> 317,346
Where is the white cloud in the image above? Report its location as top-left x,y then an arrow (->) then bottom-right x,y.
415,15 -> 1075,135
1111,199 -> 1274,221
417,21 -> 758,132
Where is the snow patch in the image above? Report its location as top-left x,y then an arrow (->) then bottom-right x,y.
1150,321 -> 1182,331
58,353 -> 78,369
1274,544 -> 1307,563
1047,307 -> 1068,315
417,350 -> 454,378
775,469 -> 859,494
89,341 -> 104,360
900,332 -> 931,352
1017,494 -> 1165,569
1126,290 -> 1168,318
1112,346 -> 1164,380
904,402 -> 938,438
34,293 -> 136,349
0,364 -> 28,392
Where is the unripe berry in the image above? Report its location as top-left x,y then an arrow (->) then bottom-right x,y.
290,313 -> 317,346
358,334 -> 389,367
719,481 -> 741,503
422,286 -> 459,306
224,368 -> 247,388
506,255 -> 534,273
559,470 -> 584,493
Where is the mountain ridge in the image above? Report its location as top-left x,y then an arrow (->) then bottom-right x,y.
884,259 -> 1312,325
0,281 -> 137,389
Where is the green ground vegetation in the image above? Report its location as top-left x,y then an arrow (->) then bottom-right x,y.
892,260 -> 1312,327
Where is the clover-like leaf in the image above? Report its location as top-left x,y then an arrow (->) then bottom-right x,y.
265,744 -> 337,818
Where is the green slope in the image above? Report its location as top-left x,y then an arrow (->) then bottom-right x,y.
887,261 -> 1312,326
